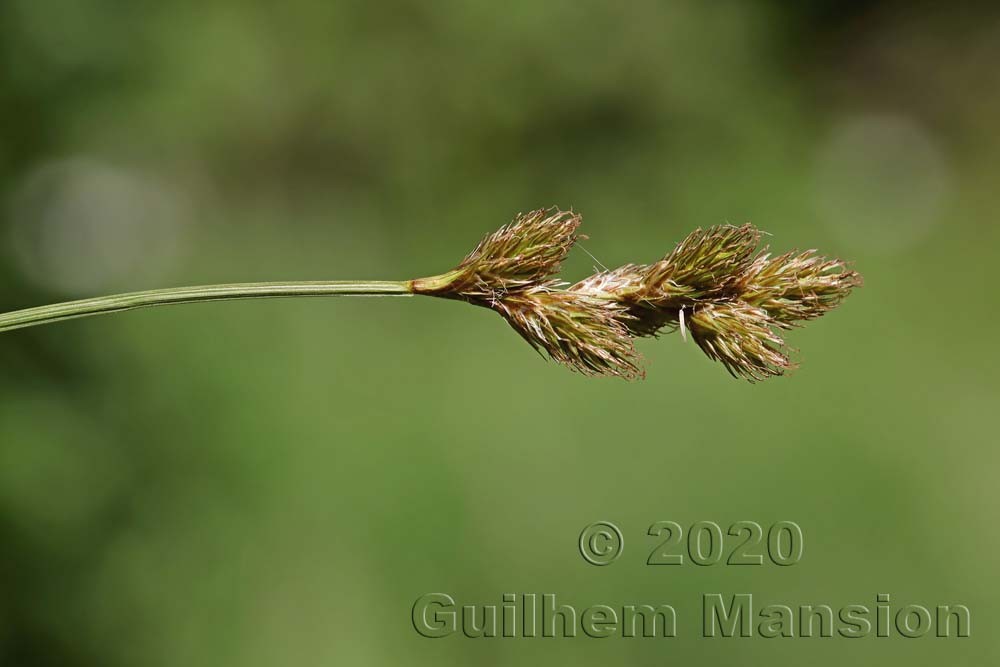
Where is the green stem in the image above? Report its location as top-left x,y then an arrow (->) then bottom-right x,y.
0,280 -> 415,334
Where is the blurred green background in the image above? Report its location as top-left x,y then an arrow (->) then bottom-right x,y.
1,1 -> 997,665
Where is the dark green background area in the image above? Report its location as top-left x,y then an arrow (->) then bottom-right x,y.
1,2 -> 996,665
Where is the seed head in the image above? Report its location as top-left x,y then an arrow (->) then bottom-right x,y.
413,210 -> 860,381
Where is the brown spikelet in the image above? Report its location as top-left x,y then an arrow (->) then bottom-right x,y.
643,223 -> 762,299
688,301 -> 794,382
415,208 -> 582,305
494,286 -> 643,380
738,250 -> 863,326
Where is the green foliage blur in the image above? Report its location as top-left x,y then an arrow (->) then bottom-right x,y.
1,2 -> 998,665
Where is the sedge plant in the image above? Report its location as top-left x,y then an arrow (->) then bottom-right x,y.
0,208 -> 861,381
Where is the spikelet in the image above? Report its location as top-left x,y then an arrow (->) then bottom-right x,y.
494,286 -> 643,380
738,249 -> 863,326
414,208 -> 582,305
640,223 -> 762,299
687,301 -> 793,382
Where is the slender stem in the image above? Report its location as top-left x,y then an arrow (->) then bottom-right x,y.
0,280 -> 415,334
